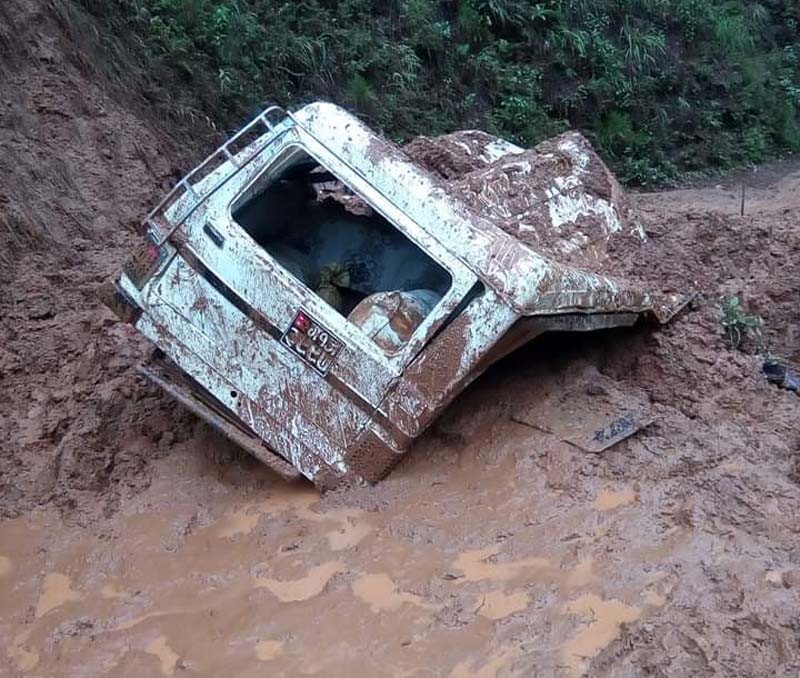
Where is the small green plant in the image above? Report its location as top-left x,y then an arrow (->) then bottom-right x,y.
720,295 -> 763,350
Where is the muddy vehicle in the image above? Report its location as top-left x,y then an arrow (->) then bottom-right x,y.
101,102 -> 679,489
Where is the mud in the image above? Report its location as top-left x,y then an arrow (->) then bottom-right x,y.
2,1 -> 800,676
404,129 -> 637,280
0,0 -> 200,520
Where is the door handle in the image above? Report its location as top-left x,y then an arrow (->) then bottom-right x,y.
203,222 -> 225,248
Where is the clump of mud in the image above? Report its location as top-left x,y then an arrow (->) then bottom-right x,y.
404,129 -> 639,279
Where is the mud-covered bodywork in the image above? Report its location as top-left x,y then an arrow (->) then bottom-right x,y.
102,102 -> 679,488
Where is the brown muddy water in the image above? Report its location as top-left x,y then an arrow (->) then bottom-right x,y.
1,428 -> 675,678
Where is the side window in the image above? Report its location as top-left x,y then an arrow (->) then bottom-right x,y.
230,147 -> 453,355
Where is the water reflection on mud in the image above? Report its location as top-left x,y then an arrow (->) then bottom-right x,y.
0,441 -> 683,678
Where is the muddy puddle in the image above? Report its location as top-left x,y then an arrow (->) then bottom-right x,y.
0,424 -> 692,678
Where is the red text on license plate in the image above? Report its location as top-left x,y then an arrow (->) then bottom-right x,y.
280,310 -> 343,376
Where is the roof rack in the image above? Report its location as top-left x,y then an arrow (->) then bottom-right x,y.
148,106 -> 292,246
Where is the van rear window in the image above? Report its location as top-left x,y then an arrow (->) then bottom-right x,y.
231,148 -> 452,354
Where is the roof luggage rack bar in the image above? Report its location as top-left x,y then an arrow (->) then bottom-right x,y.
147,105 -> 292,246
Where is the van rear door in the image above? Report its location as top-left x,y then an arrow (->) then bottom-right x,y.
139,119 -> 476,482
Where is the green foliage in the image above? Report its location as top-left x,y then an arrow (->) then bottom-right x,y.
81,0 -> 800,185
721,295 -> 764,351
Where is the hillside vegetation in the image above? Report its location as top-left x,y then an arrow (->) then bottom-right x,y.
81,0 -> 800,184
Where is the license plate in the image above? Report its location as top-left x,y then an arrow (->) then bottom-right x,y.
281,310 -> 343,376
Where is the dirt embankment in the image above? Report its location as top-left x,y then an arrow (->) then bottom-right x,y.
0,0 -> 208,520
1,2 -> 800,677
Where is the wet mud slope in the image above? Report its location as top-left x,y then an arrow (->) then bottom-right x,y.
0,0 -> 202,519
2,2 -> 800,676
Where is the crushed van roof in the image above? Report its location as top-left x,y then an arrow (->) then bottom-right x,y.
292,103 -> 676,321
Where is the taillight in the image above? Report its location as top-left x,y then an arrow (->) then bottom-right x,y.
123,230 -> 168,289
145,243 -> 161,262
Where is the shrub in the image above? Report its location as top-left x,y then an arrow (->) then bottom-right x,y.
81,0 -> 800,185
721,295 -> 764,351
